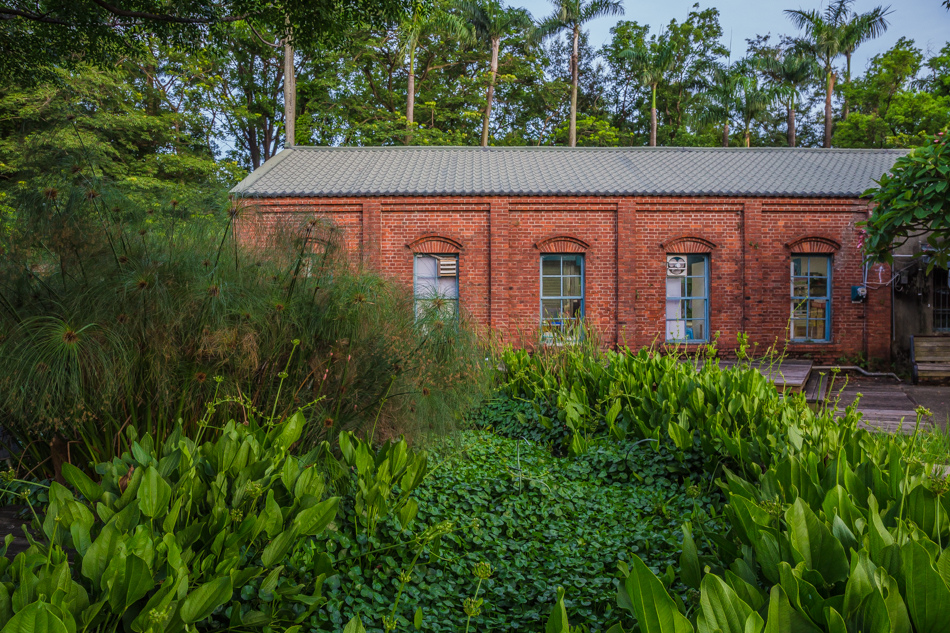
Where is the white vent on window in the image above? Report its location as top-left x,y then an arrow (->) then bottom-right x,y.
437,256 -> 457,278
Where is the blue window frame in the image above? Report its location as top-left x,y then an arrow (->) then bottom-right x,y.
791,255 -> 831,342
540,254 -> 584,341
666,254 -> 709,342
414,254 -> 459,320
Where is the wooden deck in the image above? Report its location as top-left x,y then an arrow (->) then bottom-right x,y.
832,384 -> 926,434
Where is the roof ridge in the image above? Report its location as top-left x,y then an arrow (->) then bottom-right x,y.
285,145 -> 908,153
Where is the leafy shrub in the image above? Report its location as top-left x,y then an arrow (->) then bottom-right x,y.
0,177 -> 486,477
0,404 -> 341,632
467,393 -> 568,448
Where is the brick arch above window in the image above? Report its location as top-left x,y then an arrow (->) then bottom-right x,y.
786,236 -> 841,254
661,236 -> 717,253
535,234 -> 590,253
407,234 -> 463,254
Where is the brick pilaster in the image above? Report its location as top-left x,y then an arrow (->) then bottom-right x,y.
617,198 -> 637,347
489,198 -> 510,334
362,199 -> 382,269
742,200 -> 763,340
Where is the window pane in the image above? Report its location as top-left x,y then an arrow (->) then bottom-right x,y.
809,276 -> 828,298
563,258 -> 582,277
686,276 -> 706,298
667,277 -> 685,297
809,257 -> 828,278
542,259 -> 560,275
684,299 -> 705,319
792,278 -> 808,297
808,319 -> 826,340
791,258 -> 803,276
688,256 -> 706,277
686,319 -> 706,341
566,299 -> 582,318
792,319 -> 808,339
542,300 -> 561,318
809,299 -> 827,319
667,320 -> 686,340
564,275 -> 582,297
542,276 -> 560,297
792,300 -> 808,319
415,255 -> 437,278
438,277 -> 458,299
415,277 -> 439,297
666,299 -> 683,319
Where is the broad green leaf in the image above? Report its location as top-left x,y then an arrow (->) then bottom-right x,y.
137,466 -> 172,518
697,574 -> 752,633
785,499 -> 849,585
618,555 -> 694,633
292,497 -> 339,536
414,607 -> 423,630
279,411 -> 305,450
180,576 -> 233,624
108,554 -> 155,611
1,602 -> 70,633
763,585 -> 821,633
80,524 -> 123,583
901,538 -> 950,633
680,523 -> 702,590
343,615 -> 367,633
545,586 -> 570,633
62,463 -> 103,503
262,528 -> 298,567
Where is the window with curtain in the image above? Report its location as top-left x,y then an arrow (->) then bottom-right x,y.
791,255 -> 831,341
541,254 -> 584,342
665,254 -> 709,342
414,254 -> 458,320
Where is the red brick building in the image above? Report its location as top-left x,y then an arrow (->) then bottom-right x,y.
232,146 -> 905,362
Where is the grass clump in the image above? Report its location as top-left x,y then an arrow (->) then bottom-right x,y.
0,179 -> 486,478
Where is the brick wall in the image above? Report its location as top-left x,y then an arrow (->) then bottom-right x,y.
235,194 -> 892,362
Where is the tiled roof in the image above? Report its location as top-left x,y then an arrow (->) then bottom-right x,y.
230,146 -> 907,198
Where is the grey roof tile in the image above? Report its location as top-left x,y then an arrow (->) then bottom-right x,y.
230,146 -> 908,199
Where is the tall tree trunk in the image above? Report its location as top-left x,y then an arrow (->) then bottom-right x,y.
787,105 -> 796,147
843,50 -> 852,120
569,26 -> 578,147
283,26 -> 295,149
406,45 -> 416,145
481,38 -> 500,147
721,121 -> 729,147
744,128 -> 751,147
649,84 -> 657,146
823,68 -> 835,148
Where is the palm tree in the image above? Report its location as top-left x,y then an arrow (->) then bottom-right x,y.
838,0 -> 892,119
734,68 -> 775,148
784,4 -> 848,147
696,66 -> 739,147
621,37 -> 676,147
758,51 -> 818,147
535,0 -> 624,147
398,5 -> 472,142
457,0 -> 533,146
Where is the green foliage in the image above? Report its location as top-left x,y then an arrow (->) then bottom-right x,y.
836,38 -> 950,149
302,430 -> 722,632
0,408 -> 341,632
0,173 -> 486,477
862,130 -> 950,269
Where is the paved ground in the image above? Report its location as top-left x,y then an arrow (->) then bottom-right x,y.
0,505 -> 34,559
827,374 -> 950,433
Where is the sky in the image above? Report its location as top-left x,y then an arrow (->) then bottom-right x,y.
518,0 -> 950,71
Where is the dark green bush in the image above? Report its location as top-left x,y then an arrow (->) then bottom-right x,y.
0,179 -> 486,477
